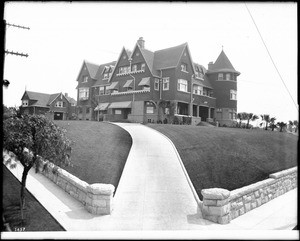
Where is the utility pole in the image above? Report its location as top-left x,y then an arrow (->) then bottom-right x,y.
4,20 -> 30,57
2,20 -> 30,87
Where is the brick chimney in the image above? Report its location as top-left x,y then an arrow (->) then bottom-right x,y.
65,93 -> 68,98
208,61 -> 214,70
137,37 -> 145,49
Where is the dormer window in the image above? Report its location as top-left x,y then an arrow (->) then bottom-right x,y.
82,76 -> 88,83
22,100 -> 28,106
218,73 -> 223,80
141,63 -> 145,71
181,63 -> 188,72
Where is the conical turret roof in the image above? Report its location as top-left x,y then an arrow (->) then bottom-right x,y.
209,50 -> 240,75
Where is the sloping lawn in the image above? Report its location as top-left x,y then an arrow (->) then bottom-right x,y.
54,121 -> 132,191
147,124 -> 298,200
2,165 -> 65,231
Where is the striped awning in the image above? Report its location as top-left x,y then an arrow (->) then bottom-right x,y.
138,77 -> 150,86
123,79 -> 133,88
94,102 -> 109,111
108,101 -> 132,109
106,81 -> 119,90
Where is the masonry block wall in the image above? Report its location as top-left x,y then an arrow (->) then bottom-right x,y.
201,167 -> 297,224
37,159 -> 115,215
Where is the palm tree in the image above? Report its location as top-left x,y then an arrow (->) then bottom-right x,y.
269,117 -> 277,131
261,114 -> 270,130
277,122 -> 287,132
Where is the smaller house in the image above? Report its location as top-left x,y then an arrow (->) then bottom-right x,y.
20,90 -> 77,120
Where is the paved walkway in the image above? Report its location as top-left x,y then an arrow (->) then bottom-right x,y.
2,123 -> 298,236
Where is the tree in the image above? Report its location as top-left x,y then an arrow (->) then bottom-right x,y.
261,114 -> 270,130
237,112 -> 247,128
3,114 -> 72,221
277,121 -> 287,132
269,117 -> 277,131
293,120 -> 298,133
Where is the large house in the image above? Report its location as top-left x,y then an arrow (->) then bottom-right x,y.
20,91 -> 77,120
75,37 -> 240,126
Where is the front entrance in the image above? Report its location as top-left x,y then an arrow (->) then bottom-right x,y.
199,106 -> 209,122
54,112 -> 64,120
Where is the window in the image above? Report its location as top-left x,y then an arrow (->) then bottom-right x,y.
55,101 -> 63,107
115,109 -> 122,115
119,66 -> 130,74
82,76 -> 88,83
146,106 -> 154,114
154,78 -> 159,91
79,87 -> 89,100
177,79 -> 188,92
226,73 -> 231,80
181,63 -> 188,72
217,108 -> 222,112
99,86 -> 105,95
203,88 -> 207,96
103,73 -> 109,79
230,90 -> 237,100
165,107 -> 170,115
163,77 -> 169,91
132,64 -> 137,72
229,110 -> 237,120
86,108 -> 90,114
218,73 -> 223,80
22,100 -> 28,106
143,86 -> 150,91
141,63 -> 145,71
193,85 -> 203,95
95,87 -> 100,96
195,72 -> 204,79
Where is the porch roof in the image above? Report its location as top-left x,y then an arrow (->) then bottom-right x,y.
94,102 -> 109,111
108,101 -> 132,109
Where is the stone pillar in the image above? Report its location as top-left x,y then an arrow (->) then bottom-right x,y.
201,188 -> 231,224
85,183 -> 115,215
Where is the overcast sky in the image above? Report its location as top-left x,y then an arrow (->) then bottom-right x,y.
3,2 -> 298,123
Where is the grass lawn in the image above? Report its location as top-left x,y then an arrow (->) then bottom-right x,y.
2,165 -> 65,231
53,121 -> 132,191
147,124 -> 298,200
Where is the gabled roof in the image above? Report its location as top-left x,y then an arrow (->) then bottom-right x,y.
66,96 -> 77,105
84,60 -> 100,79
208,50 -> 240,75
47,93 -> 61,105
153,43 -> 187,72
92,61 -> 117,87
21,91 -> 74,107
140,48 -> 155,75
23,91 -> 52,107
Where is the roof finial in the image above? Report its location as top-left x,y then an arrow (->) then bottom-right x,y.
222,45 -> 224,51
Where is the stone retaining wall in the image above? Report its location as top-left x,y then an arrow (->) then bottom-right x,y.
201,167 -> 297,224
36,159 -> 115,215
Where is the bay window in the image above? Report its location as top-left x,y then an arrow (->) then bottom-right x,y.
79,87 -> 89,100
177,79 -> 188,92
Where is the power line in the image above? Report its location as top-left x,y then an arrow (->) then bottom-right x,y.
244,3 -> 298,112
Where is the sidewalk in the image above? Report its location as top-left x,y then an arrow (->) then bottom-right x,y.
2,123 -> 298,235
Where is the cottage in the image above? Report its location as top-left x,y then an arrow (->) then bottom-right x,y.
20,91 -> 76,120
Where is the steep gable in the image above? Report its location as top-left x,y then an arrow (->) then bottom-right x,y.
93,61 -> 117,87
153,43 -> 187,72
109,47 -> 131,82
85,61 -> 100,79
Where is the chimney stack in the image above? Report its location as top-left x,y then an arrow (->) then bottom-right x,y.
65,93 -> 68,97
137,37 -> 145,49
208,61 -> 214,70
